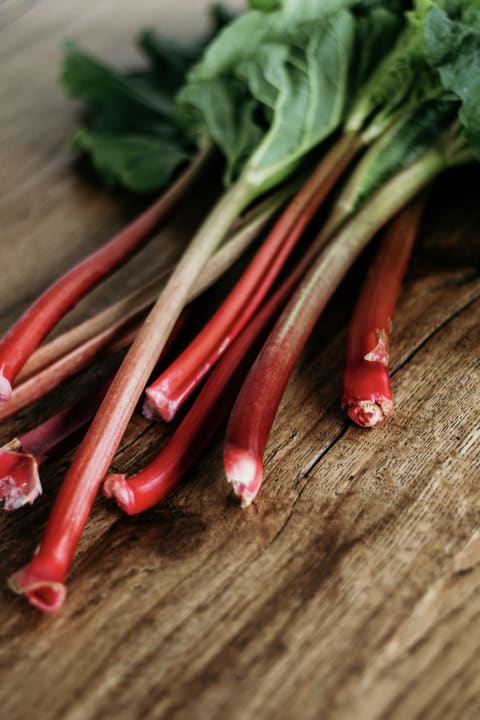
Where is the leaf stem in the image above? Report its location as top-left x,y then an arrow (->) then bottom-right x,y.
104,232 -> 309,514
0,147 -> 211,403
144,133 -> 361,421
224,145 -> 446,506
341,196 -> 425,427
8,174 -> 256,611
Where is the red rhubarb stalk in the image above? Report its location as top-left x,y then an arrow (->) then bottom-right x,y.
0,381 -> 111,511
104,241 -> 308,514
8,171 -> 257,612
0,315 -> 142,424
224,148 -> 445,507
0,148 -> 210,403
145,134 -> 360,421
341,197 -> 425,427
16,180 -> 290,384
0,300 -> 190,512
1,188 -> 290,422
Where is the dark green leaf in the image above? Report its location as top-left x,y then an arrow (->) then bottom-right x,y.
62,41 -> 173,134
425,2 -> 480,156
346,99 -> 456,209
71,129 -> 190,193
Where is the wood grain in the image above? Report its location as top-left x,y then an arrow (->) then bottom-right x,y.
0,2 -> 479,719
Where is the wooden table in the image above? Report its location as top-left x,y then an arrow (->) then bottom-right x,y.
1,2 -> 479,718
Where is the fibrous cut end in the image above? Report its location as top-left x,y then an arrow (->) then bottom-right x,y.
142,387 -> 176,422
103,473 -> 136,514
0,373 -> 12,404
345,397 -> 393,428
0,445 -> 42,510
8,567 -> 66,613
224,445 -> 263,508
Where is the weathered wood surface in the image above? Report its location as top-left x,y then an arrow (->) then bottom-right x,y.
0,2 -> 479,719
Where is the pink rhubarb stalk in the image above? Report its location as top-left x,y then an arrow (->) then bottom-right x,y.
224,148 -> 445,507
0,381 -> 111,511
0,300 -> 189,513
341,197 -> 425,427
1,188 -> 288,422
0,315 -> 142,424
14,179 -> 289,385
0,148 -> 210,403
104,242 -> 308,514
144,134 -> 360,421
8,168 -> 257,612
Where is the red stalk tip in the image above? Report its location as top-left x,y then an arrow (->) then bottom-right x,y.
102,473 -> 135,514
142,387 -> 176,422
224,445 -> 263,508
0,373 -> 12,404
8,567 -> 66,613
0,445 -> 42,510
345,398 -> 393,428
341,196 -> 426,428
341,359 -> 393,428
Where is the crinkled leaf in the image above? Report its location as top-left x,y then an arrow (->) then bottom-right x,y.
178,78 -> 263,182
180,1 -> 406,191
62,41 -> 173,134
180,7 -> 359,190
243,11 -> 357,190
425,2 -> 480,156
346,99 -> 456,210
346,1 -> 441,135
71,129 -> 190,193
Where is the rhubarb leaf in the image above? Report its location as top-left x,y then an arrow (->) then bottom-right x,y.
242,11 -> 356,191
62,41 -> 174,133
346,1 -> 442,137
346,99 -> 456,211
425,2 -> 480,156
180,7 -> 358,189
179,1 -> 405,190
62,5 -> 233,192
71,130 -> 190,193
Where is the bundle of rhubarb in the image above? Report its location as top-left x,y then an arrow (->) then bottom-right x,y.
1,0 -> 479,611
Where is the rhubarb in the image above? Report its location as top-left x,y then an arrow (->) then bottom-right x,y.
0,148 -> 210,403
224,146 -> 452,506
144,134 -> 360,421
0,382 -> 110,511
8,3 -> 380,609
104,237 -> 309,514
341,196 -> 425,427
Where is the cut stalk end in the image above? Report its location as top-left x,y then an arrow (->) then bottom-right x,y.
345,397 -> 393,428
143,387 -> 176,422
0,446 -> 42,510
224,445 -> 263,508
103,473 -> 136,514
0,373 -> 12,404
8,567 -> 66,613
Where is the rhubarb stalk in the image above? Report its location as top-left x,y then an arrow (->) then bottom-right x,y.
341,197 -> 425,427
16,180 -> 292,384
104,236 -> 309,514
0,147 -> 211,402
224,147 -> 446,507
145,134 -> 360,421
0,381 -> 110,511
8,173 -> 257,611
1,185 -> 293,423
